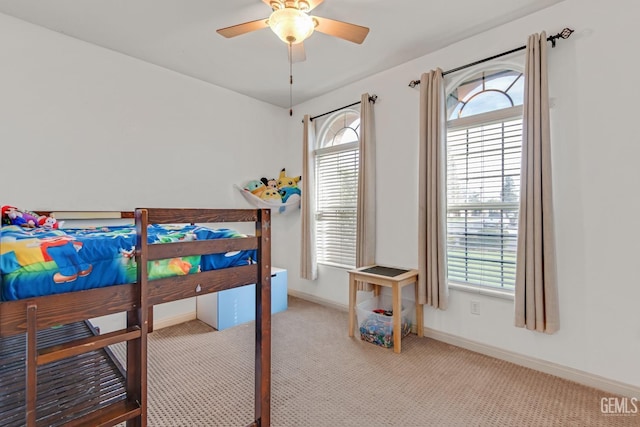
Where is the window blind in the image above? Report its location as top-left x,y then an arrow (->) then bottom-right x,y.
446,118 -> 522,290
315,144 -> 359,267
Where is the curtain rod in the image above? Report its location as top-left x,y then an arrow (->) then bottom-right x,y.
407,28 -> 574,88
304,94 -> 378,123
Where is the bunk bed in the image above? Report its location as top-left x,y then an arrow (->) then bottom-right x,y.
0,208 -> 272,427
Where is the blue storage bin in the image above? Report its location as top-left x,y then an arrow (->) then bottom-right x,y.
197,267 -> 287,330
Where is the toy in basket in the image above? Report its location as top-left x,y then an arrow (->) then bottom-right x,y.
357,296 -> 413,348
237,168 -> 301,214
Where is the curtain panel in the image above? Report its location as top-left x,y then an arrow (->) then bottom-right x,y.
300,114 -> 318,280
515,31 -> 560,333
418,69 -> 448,309
356,93 -> 377,291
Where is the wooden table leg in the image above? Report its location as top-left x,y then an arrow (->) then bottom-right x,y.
414,280 -> 424,337
348,273 -> 356,337
392,284 -> 401,354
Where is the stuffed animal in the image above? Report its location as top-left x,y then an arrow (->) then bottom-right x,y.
277,168 -> 301,189
38,215 -> 61,229
260,177 -> 278,189
260,188 -> 282,202
278,186 -> 301,203
1,206 -> 40,228
1,206 -> 64,229
244,180 -> 266,197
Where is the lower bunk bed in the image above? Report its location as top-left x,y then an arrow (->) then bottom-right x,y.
0,208 -> 272,426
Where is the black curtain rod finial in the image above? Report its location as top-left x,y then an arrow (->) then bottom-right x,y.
549,27 -> 574,48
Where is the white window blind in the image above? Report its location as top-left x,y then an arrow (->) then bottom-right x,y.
315,142 -> 359,267
446,113 -> 522,290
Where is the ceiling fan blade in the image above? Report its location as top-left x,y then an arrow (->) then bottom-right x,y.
291,42 -> 306,63
312,16 -> 369,44
305,0 -> 325,12
217,18 -> 269,38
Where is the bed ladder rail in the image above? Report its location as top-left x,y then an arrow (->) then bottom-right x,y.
25,304 -> 147,426
58,400 -> 142,427
37,326 -> 141,365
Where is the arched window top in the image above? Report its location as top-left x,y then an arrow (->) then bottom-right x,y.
447,69 -> 523,120
316,108 -> 360,150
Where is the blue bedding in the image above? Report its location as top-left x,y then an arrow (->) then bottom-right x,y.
0,224 -> 256,301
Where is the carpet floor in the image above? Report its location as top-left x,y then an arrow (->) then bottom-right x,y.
114,296 -> 637,426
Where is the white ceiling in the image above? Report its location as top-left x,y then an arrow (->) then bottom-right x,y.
0,0 -> 564,108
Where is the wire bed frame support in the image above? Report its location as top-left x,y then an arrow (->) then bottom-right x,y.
407,27 -> 574,88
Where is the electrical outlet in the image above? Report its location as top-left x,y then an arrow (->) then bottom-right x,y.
470,300 -> 480,315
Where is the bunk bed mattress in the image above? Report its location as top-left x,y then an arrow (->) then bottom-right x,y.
0,224 -> 256,301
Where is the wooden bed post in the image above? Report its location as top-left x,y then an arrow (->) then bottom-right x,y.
25,304 -> 38,426
255,208 -> 272,427
128,208 -> 149,427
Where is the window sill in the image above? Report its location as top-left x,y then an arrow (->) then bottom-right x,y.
448,281 -> 514,301
318,261 -> 355,270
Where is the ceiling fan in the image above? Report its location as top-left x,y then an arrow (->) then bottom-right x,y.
216,0 -> 370,62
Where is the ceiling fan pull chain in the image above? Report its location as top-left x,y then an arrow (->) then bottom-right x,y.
289,42 -> 293,116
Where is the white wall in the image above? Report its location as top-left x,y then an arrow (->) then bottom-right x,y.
278,0 -> 640,393
0,13 -> 288,329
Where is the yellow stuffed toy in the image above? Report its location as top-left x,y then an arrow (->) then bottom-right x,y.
260,188 -> 282,202
277,168 -> 301,189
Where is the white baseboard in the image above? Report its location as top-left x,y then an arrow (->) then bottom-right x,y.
287,289 -> 349,312
424,327 -> 640,399
153,312 -> 197,330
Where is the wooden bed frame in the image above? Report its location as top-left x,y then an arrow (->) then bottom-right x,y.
0,208 -> 272,426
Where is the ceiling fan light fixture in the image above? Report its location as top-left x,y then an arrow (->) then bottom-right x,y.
297,1 -> 311,12
268,7 -> 314,44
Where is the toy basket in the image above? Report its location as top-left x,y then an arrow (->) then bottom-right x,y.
356,295 -> 414,348
235,185 -> 301,215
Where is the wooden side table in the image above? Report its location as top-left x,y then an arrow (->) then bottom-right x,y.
348,265 -> 424,353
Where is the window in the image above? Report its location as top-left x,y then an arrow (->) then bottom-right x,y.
314,108 -> 361,268
446,69 -> 523,291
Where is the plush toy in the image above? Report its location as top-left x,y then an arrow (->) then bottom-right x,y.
260,188 -> 282,202
278,186 -> 301,203
260,177 -> 278,190
276,168 -> 301,189
2,206 -> 24,226
1,206 -> 64,229
244,180 -> 266,197
1,206 -> 40,228
38,215 -> 61,229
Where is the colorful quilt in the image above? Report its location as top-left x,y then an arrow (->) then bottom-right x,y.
0,224 -> 256,301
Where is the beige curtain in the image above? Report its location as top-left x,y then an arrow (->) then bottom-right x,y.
356,93 -> 376,291
300,115 -> 317,280
515,32 -> 559,333
418,69 -> 448,309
